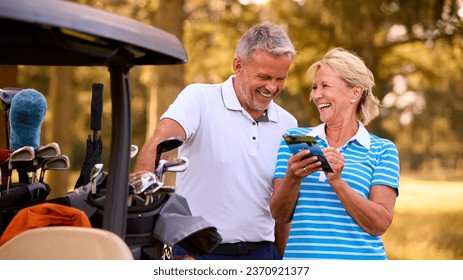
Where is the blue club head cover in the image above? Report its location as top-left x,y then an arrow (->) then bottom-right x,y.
9,89 -> 48,150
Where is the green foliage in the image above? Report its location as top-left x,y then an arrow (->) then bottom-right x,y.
13,0 -> 463,177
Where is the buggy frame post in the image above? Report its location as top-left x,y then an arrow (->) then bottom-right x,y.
103,50 -> 133,238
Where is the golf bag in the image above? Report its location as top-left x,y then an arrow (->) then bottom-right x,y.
0,88 -> 54,235
51,171 -> 222,260
65,84 -> 221,259
87,172 -> 169,260
0,182 -> 51,235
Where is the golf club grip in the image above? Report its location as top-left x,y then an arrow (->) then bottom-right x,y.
91,83 -> 103,131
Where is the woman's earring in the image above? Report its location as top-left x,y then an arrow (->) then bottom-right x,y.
351,99 -> 356,104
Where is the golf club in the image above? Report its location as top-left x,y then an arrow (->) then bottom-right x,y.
163,156 -> 189,172
154,137 -> 183,170
38,155 -> 70,183
35,142 -> 61,158
155,159 -> 168,180
130,144 -> 138,159
90,163 -> 103,194
155,156 -> 189,184
127,184 -> 135,206
32,142 -> 61,182
143,183 -> 164,205
129,172 -> 158,195
155,185 -> 176,195
7,146 -> 35,193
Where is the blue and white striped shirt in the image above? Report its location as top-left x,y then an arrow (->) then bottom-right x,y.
274,122 -> 400,260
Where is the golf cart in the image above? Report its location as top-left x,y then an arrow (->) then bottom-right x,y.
0,0 -> 219,259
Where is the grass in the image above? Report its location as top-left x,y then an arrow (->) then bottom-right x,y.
382,175 -> 463,260
50,171 -> 463,260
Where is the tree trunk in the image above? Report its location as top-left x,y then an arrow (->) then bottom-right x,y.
0,66 -> 18,149
47,66 -> 74,199
144,0 -> 186,185
146,0 -> 186,139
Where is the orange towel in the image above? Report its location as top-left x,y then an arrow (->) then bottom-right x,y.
0,202 -> 91,245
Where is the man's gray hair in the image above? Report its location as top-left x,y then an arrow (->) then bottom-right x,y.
235,22 -> 296,62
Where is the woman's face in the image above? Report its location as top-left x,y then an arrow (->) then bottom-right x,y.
311,66 -> 357,126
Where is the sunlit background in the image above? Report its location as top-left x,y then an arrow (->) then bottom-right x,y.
1,0 -> 462,260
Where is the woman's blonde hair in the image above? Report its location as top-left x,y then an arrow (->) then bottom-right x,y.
307,47 -> 380,125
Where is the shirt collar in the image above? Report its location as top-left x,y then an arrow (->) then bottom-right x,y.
222,75 -> 277,122
307,121 -> 370,149
255,111 -> 269,122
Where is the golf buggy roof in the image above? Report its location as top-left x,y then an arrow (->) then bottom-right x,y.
0,0 -> 187,66
0,0 -> 187,238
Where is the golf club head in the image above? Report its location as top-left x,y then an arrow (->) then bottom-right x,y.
156,185 -> 176,195
0,87 -> 21,108
143,181 -> 164,196
154,156 -> 188,180
154,136 -> 184,170
142,181 -> 166,205
89,163 -> 104,194
163,156 -> 189,173
8,146 -> 35,169
14,143 -> 61,175
90,163 -> 104,181
129,172 -> 158,195
38,155 -> 70,182
128,184 -> 135,195
155,159 -> 168,179
30,143 -> 62,182
130,144 -> 138,159
35,142 -> 61,158
5,146 -> 36,192
42,155 -> 70,171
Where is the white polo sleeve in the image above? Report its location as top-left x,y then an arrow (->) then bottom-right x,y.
160,84 -> 202,140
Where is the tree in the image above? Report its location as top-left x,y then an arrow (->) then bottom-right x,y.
0,66 -> 17,149
267,0 -> 463,174
146,0 -> 187,140
10,0 -> 463,180
46,67 -> 74,198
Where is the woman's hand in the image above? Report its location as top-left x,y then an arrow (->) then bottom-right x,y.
323,147 -> 345,181
287,150 -> 322,179
271,150 -> 322,224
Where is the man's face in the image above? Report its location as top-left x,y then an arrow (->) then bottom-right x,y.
233,49 -> 292,116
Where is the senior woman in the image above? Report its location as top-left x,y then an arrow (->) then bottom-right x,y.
271,47 -> 400,260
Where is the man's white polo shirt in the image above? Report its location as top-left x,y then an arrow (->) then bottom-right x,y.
161,75 -> 297,243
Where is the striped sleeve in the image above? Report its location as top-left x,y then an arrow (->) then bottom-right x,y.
371,138 -> 400,192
